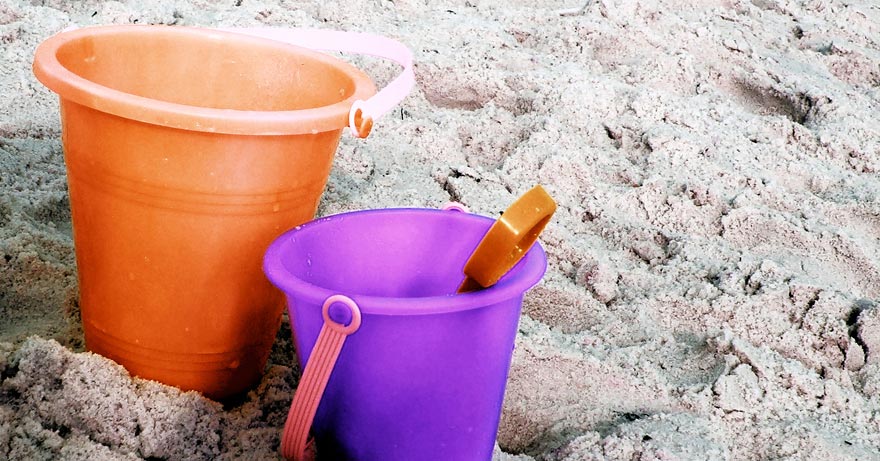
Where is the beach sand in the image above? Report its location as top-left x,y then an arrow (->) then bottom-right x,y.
2,0 -> 880,459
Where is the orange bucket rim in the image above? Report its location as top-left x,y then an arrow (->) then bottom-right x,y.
32,24 -> 378,135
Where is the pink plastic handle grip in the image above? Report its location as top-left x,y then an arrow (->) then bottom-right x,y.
219,27 -> 415,138
281,295 -> 362,461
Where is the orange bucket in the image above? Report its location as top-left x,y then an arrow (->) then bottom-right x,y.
32,25 -> 412,399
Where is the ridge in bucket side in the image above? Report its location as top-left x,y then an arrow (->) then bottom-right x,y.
32,25 -> 412,399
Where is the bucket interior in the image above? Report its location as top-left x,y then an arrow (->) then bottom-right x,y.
54,28 -> 357,111
276,210 -> 511,299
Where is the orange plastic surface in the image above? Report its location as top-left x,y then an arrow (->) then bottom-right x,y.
458,185 -> 556,293
32,25 -> 376,399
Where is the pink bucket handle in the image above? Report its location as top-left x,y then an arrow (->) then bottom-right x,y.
441,201 -> 470,213
281,295 -> 362,461
220,27 -> 414,138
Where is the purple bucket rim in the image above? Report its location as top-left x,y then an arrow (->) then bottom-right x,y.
263,207 -> 548,315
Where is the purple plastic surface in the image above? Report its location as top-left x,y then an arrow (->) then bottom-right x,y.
263,208 -> 547,461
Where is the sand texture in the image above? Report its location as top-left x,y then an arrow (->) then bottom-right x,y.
2,0 -> 880,459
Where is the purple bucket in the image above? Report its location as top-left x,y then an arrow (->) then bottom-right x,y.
263,207 -> 547,461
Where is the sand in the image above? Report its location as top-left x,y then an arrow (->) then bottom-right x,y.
2,0 -> 880,459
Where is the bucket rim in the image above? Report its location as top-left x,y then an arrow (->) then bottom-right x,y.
263,207 -> 548,316
32,25 -> 377,135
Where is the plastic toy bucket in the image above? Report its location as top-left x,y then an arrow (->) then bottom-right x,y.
263,207 -> 548,461
32,25 -> 413,399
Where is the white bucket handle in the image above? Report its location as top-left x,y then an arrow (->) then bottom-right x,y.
220,27 -> 415,138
